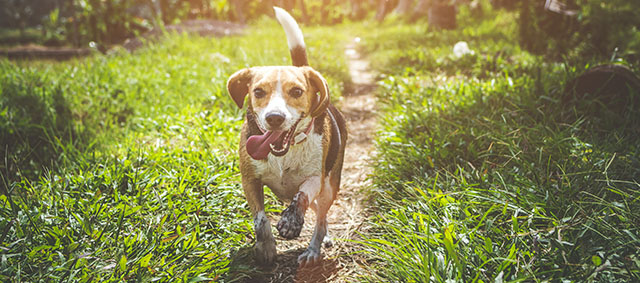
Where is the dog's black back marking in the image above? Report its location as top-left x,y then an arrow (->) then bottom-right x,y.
323,104 -> 347,177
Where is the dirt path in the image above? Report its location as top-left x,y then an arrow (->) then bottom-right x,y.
264,38 -> 378,282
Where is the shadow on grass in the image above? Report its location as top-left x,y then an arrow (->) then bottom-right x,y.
226,246 -> 339,283
560,64 -> 640,144
0,72 -> 79,187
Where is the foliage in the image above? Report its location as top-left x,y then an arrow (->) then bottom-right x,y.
41,8 -> 66,46
517,0 -> 640,62
577,0 -> 640,59
361,7 -> 528,77
0,22 -> 350,281
0,0 -> 369,47
0,0 -> 42,35
360,7 -> 640,282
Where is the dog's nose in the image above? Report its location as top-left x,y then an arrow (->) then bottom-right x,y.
265,112 -> 285,128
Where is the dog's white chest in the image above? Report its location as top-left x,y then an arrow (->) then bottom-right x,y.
253,133 -> 322,201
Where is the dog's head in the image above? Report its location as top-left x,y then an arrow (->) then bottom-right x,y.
227,66 -> 329,159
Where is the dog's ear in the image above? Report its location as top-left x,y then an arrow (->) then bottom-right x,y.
304,67 -> 330,117
227,68 -> 253,109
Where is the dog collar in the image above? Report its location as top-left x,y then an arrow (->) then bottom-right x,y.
293,117 -> 315,145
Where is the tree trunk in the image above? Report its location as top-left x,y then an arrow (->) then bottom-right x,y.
376,0 -> 398,22
428,3 -> 456,29
411,0 -> 429,21
394,0 -> 413,16
232,0 -> 247,23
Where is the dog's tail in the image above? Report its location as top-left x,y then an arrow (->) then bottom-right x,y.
274,7 -> 308,67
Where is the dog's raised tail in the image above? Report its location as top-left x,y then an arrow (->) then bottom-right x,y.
274,6 -> 308,67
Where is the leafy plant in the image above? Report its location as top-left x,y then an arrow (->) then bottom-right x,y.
360,8 -> 640,282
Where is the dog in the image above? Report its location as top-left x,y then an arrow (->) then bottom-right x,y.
226,7 -> 347,267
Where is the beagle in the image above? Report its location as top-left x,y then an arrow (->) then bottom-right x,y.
226,7 -> 347,267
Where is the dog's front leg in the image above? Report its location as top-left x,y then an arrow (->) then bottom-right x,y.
243,176 -> 276,265
277,176 -> 321,239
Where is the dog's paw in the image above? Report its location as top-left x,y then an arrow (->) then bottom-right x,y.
277,203 -> 305,239
323,234 -> 333,248
297,247 -> 322,267
254,239 -> 277,265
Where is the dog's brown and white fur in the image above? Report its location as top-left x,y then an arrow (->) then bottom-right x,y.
226,7 -> 347,267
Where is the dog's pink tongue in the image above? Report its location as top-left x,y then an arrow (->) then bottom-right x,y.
246,131 -> 283,160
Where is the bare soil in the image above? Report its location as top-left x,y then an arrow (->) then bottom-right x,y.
1,45 -> 92,60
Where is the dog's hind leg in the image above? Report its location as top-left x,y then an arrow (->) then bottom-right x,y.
309,201 -> 334,248
277,176 -> 321,239
297,176 -> 335,267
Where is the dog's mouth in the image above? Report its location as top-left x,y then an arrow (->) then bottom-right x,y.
246,118 -> 302,160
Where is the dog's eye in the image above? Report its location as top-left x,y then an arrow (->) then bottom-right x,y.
253,88 -> 266,98
289,87 -> 303,98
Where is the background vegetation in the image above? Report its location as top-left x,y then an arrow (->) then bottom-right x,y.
1,0 -> 639,282
0,21 -> 349,280
359,4 -> 640,282
1,0 -> 639,53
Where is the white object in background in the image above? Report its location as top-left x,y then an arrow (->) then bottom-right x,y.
453,41 -> 473,58
545,0 -> 578,16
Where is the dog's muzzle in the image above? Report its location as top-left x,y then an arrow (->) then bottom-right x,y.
246,116 -> 313,160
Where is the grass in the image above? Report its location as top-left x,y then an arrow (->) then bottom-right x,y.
0,28 -> 43,47
2,5 -> 640,282
0,18 -> 350,281
358,6 -> 640,282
